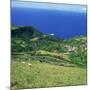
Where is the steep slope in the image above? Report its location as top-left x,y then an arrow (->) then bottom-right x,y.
11,26 -> 87,67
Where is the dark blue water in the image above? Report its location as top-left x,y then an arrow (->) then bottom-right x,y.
11,7 -> 87,39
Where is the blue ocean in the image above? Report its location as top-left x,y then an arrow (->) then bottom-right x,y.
11,2 -> 87,39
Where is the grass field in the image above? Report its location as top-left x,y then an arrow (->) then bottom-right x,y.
11,59 -> 87,89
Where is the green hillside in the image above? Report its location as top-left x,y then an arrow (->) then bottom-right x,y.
11,25 -> 87,89
11,25 -> 87,67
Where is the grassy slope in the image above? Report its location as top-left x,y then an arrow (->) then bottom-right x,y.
11,26 -> 87,66
36,50 -> 70,61
11,60 -> 87,89
11,26 -> 87,89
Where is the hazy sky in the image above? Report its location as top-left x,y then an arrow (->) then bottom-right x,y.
12,1 -> 86,13
12,0 -> 87,5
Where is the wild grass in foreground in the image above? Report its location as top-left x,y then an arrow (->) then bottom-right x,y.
11,60 -> 87,89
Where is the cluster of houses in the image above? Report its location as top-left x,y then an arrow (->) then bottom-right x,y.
63,45 -> 76,52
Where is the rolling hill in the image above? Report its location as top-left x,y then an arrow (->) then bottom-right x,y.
11,25 -> 87,89
11,25 -> 87,67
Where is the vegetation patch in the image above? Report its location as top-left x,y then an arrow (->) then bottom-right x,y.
11,26 -> 87,89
